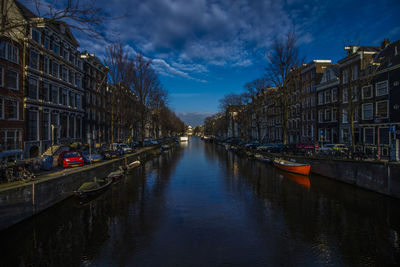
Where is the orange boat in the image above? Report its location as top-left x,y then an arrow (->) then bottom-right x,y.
273,159 -> 311,176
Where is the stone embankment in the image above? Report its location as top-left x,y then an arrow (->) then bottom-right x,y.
224,143 -> 400,199
0,145 -> 165,232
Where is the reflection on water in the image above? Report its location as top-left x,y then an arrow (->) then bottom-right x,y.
0,138 -> 399,266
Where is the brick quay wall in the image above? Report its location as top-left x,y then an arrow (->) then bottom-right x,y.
0,146 -> 163,232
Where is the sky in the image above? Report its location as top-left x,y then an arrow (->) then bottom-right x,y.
26,0 -> 400,125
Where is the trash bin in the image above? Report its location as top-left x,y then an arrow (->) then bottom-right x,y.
41,155 -> 53,171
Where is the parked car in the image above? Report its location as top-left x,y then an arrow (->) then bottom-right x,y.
80,150 -> 103,163
58,151 -> 84,168
244,141 -> 259,149
257,144 -> 273,151
119,143 -> 134,154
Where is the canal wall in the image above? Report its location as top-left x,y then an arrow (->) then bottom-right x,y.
279,156 -> 400,199
0,146 -> 162,232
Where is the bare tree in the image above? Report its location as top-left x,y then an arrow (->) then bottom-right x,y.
128,53 -> 163,146
243,78 -> 270,143
1,0 -> 111,40
265,31 -> 303,144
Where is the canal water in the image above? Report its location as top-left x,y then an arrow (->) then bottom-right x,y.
1,137 -> 399,266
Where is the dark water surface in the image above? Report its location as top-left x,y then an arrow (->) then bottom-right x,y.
1,137 -> 399,266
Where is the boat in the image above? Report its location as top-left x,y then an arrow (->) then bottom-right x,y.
75,178 -> 113,198
254,153 -> 272,163
107,168 -> 124,182
126,160 -> 140,172
179,136 -> 188,142
273,159 -> 311,176
161,144 -> 170,150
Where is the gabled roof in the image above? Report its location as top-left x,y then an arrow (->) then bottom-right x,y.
14,0 -> 79,47
373,40 -> 400,70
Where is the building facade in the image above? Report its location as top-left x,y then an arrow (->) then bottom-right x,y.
0,37 -> 24,160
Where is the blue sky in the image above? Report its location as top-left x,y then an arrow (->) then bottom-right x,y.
28,0 -> 400,120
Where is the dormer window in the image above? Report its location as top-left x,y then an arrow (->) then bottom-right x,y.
32,29 -> 40,43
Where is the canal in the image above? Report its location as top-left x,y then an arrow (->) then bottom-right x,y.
1,137 -> 399,266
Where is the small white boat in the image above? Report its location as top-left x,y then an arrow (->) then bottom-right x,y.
127,160 -> 141,171
179,136 -> 188,142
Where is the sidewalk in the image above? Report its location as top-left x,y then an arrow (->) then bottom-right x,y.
0,147 -> 152,191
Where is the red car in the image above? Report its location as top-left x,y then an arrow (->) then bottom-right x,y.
58,151 -> 84,168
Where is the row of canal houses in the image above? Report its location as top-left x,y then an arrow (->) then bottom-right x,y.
0,1 -> 137,160
234,39 -> 400,157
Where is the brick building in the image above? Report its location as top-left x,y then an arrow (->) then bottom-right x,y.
0,37 -> 24,160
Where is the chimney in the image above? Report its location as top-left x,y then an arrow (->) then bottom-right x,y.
381,38 -> 390,49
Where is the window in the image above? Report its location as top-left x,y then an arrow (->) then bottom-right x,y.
0,41 -> 19,63
28,78 -> 38,99
352,86 -> 358,102
3,130 -> 21,151
342,88 -> 348,103
7,43 -> 18,63
69,70 -> 74,84
0,66 -> 3,87
77,59 -> 82,69
69,91 -> 75,107
376,80 -> 388,96
342,109 -> 348,123
63,49 -> 69,60
52,43 -> 60,55
7,70 -> 18,90
69,115 -> 74,138
62,89 -> 68,105
362,85 -> 372,99
42,112 -> 50,140
51,85 -> 58,104
52,62 -> 59,78
0,98 -> 3,119
32,29 -> 40,43
43,57 -> 49,74
332,108 -> 337,121
76,94 -> 81,109
69,54 -> 75,64
318,110 -> 324,122
324,91 -> 331,104
362,103 -> 373,120
43,82 -> 50,102
27,110 -> 38,141
29,49 -> 39,70
325,109 -> 331,122
62,67 -> 68,81
364,128 -> 374,144
379,127 -> 389,145
352,65 -> 358,81
318,92 -> 323,105
342,128 -> 350,143
332,88 -> 338,102
342,69 -> 349,84
376,100 -> 388,118
7,100 -> 18,120
44,38 -> 50,49
76,74 -> 82,88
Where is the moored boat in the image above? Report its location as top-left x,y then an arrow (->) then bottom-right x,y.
254,153 -> 272,163
107,169 -> 124,182
75,178 -> 113,198
273,159 -> 310,176
126,160 -> 141,173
